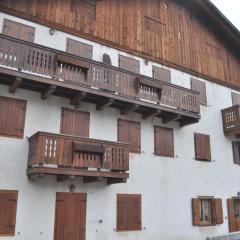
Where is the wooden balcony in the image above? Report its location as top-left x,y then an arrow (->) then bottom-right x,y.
222,105 -> 240,137
27,132 -> 129,184
0,34 -> 200,126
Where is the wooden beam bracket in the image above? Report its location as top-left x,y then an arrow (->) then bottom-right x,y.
70,92 -> 87,105
162,113 -> 181,124
143,109 -> 161,119
107,178 -> 127,185
120,103 -> 140,115
96,98 -> 114,111
41,85 -> 56,99
9,77 -> 22,93
179,118 -> 199,127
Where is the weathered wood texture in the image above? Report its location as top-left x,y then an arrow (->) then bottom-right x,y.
0,0 -> 240,89
27,132 -> 129,171
194,133 -> 211,161
0,34 -> 200,115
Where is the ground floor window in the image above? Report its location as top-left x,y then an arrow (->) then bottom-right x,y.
0,190 -> 18,236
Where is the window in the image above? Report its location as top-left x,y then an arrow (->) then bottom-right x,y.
118,119 -> 141,153
154,126 -> 174,157
119,55 -> 140,74
227,198 -> 240,232
0,96 -> 27,139
0,190 -> 18,236
232,142 -> 240,165
61,108 -> 90,137
117,194 -> 142,231
192,197 -> 223,226
190,78 -> 207,106
153,66 -> 171,83
66,38 -> 93,59
2,19 -> 35,42
232,92 -> 240,106
194,133 -> 211,161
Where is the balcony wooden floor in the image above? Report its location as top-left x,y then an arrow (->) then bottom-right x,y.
0,34 -> 200,126
27,132 -> 129,184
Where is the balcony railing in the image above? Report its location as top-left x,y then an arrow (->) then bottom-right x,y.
0,34 -> 200,121
222,105 -> 240,136
27,132 -> 129,183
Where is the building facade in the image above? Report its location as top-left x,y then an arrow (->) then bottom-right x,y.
0,1 -> 240,240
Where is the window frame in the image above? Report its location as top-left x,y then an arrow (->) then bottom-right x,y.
199,198 -> 214,226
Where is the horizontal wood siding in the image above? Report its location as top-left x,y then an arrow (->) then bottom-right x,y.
0,96 -> 27,139
0,0 -> 240,89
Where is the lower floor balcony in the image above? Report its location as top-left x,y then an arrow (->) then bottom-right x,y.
27,132 -> 129,184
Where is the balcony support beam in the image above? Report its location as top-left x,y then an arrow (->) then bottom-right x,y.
179,118 -> 199,127
83,176 -> 100,183
41,85 -> 56,99
162,113 -> 181,124
28,173 -> 45,181
121,103 -> 140,115
143,109 -> 162,120
9,77 -> 22,93
96,98 -> 114,111
108,178 -> 127,185
70,92 -> 87,105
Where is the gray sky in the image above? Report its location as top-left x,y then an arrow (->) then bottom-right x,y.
210,0 -> 240,30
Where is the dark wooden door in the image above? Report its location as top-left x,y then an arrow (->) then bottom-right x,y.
54,193 -> 87,240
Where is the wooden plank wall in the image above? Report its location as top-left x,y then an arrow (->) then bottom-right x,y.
1,0 -> 240,89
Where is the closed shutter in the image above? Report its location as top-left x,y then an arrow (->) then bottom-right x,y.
66,38 -> 93,59
118,119 -> 141,153
154,126 -> 174,157
2,19 -> 35,42
232,92 -> 240,106
232,142 -> 240,164
191,78 -> 207,106
153,66 -> 171,83
227,199 -> 238,232
194,133 -> 211,161
61,108 -> 90,137
214,198 -> 223,224
0,190 -> 18,236
117,194 -> 141,231
119,55 -> 140,74
103,53 -> 112,65
192,198 -> 200,226
0,97 -> 27,139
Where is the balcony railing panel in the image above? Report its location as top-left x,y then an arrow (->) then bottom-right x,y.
0,34 -> 200,115
222,105 -> 240,136
28,132 -> 129,172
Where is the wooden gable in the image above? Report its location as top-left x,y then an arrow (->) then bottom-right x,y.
1,0 -> 240,89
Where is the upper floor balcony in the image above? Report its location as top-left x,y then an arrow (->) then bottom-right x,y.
0,34 -> 200,125
222,105 -> 240,137
27,132 -> 129,184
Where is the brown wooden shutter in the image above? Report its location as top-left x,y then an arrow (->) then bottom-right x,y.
118,119 -> 141,153
232,142 -> 240,165
154,126 -> 174,157
191,78 -> 207,106
194,133 -> 211,161
0,190 -> 18,236
119,55 -> 140,74
232,92 -> 240,106
61,108 -> 90,137
227,198 -> 238,232
117,194 -> 141,231
153,66 -> 171,83
0,97 -> 27,139
66,38 -> 93,59
192,198 -> 200,226
214,198 -> 223,224
2,19 -> 35,42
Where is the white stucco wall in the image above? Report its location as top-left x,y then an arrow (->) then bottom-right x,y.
0,12 -> 240,240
